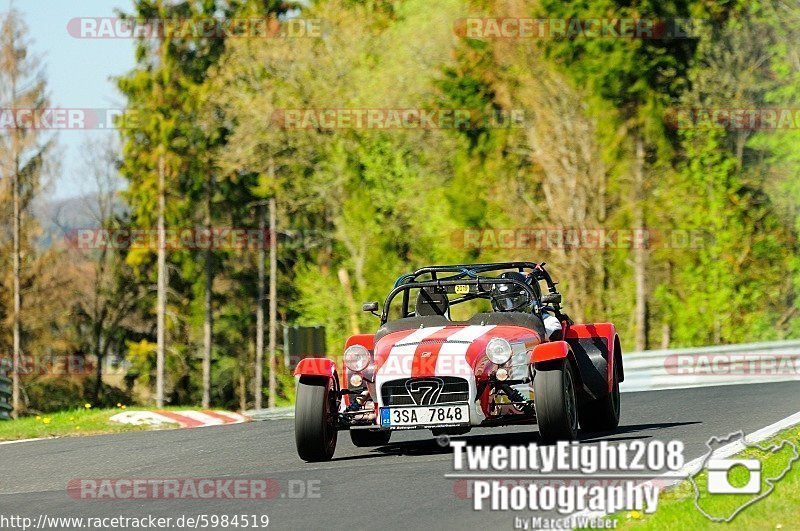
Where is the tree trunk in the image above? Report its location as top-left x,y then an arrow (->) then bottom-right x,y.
156,153 -> 167,407
202,189 -> 213,408
634,135 -> 648,351
11,162 -> 21,418
268,196 -> 278,408
254,203 -> 266,410
661,322 -> 671,349
338,268 -> 361,336
201,246 -> 212,408
93,324 -> 104,400
735,131 -> 747,171
9,26 -> 21,418
661,262 -> 672,349
239,372 -> 246,413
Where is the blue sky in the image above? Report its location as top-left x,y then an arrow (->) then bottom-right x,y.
1,0 -> 134,199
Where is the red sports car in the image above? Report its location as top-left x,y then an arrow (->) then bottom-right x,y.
293,262 -> 623,461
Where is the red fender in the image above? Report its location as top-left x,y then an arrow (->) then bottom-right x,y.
531,341 -> 570,364
565,323 -> 622,393
344,334 -> 374,350
294,358 -> 337,378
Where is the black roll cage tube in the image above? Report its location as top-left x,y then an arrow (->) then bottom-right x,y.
380,262 -> 562,325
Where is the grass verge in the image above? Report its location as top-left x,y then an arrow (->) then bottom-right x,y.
0,406 -> 179,441
617,427 -> 800,530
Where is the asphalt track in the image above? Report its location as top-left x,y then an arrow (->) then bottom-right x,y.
1,381 -> 799,530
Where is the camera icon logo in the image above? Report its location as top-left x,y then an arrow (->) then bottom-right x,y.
691,431 -> 799,523
706,459 -> 761,494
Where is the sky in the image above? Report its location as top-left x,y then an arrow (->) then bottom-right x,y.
1,0 -> 134,200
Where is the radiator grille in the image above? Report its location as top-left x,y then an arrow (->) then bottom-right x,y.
381,377 -> 469,406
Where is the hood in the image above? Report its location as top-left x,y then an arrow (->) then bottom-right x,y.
373,324 -> 540,380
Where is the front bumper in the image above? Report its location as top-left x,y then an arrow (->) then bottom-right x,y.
375,375 -> 485,427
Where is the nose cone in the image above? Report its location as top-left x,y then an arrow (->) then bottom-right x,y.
374,325 -> 502,380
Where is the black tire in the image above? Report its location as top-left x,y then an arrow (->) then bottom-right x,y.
533,359 -> 579,443
350,429 -> 392,447
295,376 -> 338,462
579,360 -> 621,432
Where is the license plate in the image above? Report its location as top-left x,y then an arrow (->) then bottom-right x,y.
380,404 -> 469,428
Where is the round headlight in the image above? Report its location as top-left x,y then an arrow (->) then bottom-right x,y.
344,345 -> 370,372
486,338 -> 512,365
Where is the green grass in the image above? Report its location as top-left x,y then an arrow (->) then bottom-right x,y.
617,428 -> 800,530
0,406 -> 179,441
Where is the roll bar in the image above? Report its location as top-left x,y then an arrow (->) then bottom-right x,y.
381,262 -> 563,325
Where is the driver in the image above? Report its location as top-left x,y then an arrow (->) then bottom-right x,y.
490,271 -> 562,340
490,272 -> 535,312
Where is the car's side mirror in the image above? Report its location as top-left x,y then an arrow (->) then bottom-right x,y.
362,302 -> 379,313
541,293 -> 561,305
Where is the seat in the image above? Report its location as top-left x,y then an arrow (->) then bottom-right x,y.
373,290 -> 451,343
374,315 -> 449,343
415,289 -> 450,318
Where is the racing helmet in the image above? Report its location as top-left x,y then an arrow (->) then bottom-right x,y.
491,272 -> 539,312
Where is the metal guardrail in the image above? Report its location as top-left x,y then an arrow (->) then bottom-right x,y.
620,339 -> 800,393
0,367 -> 12,420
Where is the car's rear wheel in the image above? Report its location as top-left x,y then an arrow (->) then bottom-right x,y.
533,359 -> 579,443
350,429 -> 392,447
578,359 -> 621,432
295,376 -> 338,462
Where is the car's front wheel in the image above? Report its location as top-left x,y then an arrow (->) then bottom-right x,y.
533,358 -> 579,443
295,376 -> 339,461
350,429 -> 392,447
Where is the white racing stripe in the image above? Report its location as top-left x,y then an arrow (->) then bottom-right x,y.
381,326 -> 446,380
375,326 -> 446,408
375,325 -> 495,413
435,325 -> 496,377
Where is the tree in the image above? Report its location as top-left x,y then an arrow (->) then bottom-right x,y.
534,0 -> 698,349
0,9 -> 51,416
209,0 -> 465,356
70,136 -> 145,401
118,0 -> 294,408
117,0 -> 230,406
